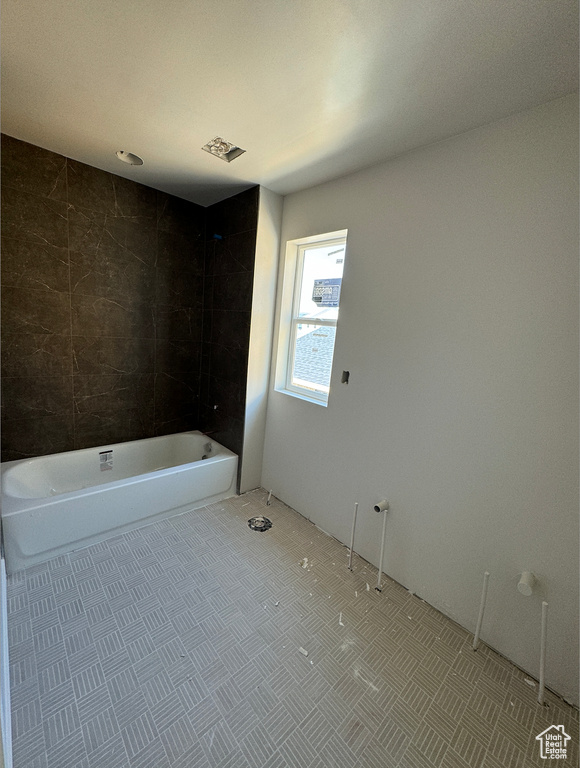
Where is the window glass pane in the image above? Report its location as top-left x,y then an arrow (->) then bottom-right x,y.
291,323 -> 337,394
297,243 -> 345,321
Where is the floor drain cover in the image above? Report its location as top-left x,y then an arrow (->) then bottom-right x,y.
248,516 -> 272,532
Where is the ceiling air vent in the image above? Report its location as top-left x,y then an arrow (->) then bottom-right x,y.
202,136 -> 245,163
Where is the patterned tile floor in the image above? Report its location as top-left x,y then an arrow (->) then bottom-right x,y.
7,488 -> 578,768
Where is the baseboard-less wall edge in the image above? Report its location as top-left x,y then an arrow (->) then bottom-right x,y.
0,556 -> 12,768
292,497 -> 577,710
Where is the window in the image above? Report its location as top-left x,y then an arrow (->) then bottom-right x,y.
275,230 -> 347,405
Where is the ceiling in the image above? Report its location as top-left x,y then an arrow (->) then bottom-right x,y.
1,0 -> 578,206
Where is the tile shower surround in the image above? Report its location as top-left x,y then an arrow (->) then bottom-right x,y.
0,134 -> 259,462
201,196 -> 258,458
6,490 -> 579,768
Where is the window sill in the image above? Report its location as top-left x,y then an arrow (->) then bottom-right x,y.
274,387 -> 329,407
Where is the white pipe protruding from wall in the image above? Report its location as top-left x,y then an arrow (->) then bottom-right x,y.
348,502 -> 359,571
472,571 -> 490,650
517,571 -> 536,596
374,501 -> 389,591
266,490 -> 272,506
538,601 -> 548,706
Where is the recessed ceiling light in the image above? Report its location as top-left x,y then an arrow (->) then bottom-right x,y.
116,150 -> 143,166
202,137 -> 245,163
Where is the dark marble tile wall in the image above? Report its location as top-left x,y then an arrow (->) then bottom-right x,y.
201,187 -> 259,459
1,134 -> 206,461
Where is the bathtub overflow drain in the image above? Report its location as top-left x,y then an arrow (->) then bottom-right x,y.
248,516 -> 272,532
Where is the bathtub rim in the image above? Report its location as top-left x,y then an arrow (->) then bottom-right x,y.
1,430 -> 236,509
1,431 -> 239,574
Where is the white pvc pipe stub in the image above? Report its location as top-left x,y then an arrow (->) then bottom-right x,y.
348,502 -> 359,571
374,501 -> 389,591
517,571 -> 536,596
538,601 -> 548,706
472,571 -> 490,650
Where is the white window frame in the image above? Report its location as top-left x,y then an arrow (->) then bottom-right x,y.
274,229 -> 347,406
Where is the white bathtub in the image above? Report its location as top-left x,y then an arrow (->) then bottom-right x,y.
1,431 -> 238,574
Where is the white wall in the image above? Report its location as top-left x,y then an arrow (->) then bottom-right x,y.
240,187 -> 283,492
262,95 -> 579,704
